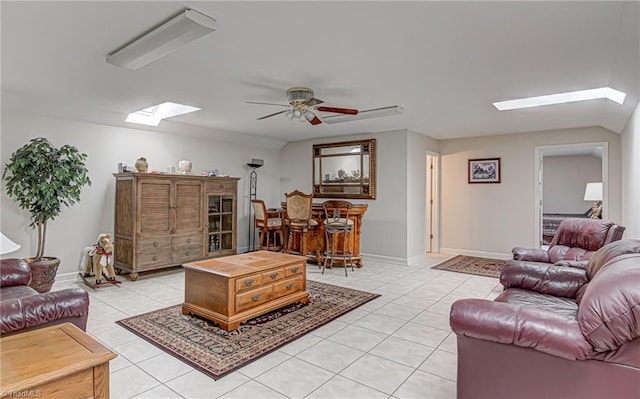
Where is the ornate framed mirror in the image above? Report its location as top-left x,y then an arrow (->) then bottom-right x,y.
312,139 -> 376,199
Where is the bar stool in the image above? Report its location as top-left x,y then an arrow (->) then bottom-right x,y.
284,190 -> 319,259
251,199 -> 284,251
322,200 -> 354,276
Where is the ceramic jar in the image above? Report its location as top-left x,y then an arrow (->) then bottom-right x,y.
178,160 -> 192,174
135,157 -> 148,172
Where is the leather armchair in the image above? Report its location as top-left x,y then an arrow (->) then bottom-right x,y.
512,218 -> 625,267
1,258 -> 89,336
450,240 -> 640,399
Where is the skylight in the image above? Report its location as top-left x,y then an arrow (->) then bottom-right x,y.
493,87 -> 626,111
125,102 -> 201,126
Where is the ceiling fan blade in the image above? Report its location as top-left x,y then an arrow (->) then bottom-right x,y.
305,98 -> 324,107
247,101 -> 290,107
257,110 -> 288,120
316,106 -> 358,115
307,115 -> 322,125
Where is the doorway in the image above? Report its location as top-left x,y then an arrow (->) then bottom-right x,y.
534,142 -> 608,247
426,152 -> 440,253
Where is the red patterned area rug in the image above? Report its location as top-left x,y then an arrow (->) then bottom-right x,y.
116,281 -> 379,380
431,255 -> 507,278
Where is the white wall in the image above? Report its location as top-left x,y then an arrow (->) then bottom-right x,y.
543,155 -> 602,214
438,126 -> 621,256
0,112 -> 283,278
621,102 -> 640,238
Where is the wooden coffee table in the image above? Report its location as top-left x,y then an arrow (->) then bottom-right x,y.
1,323 -> 117,399
182,251 -> 309,331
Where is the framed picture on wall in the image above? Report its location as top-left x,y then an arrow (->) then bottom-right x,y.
468,158 -> 501,183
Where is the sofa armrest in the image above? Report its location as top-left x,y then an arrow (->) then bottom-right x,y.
450,299 -> 592,360
0,288 -> 89,334
554,260 -> 588,269
512,247 -> 550,263
0,258 -> 31,287
500,261 -> 588,298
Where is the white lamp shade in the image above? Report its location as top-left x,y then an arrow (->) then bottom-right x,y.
584,182 -> 603,201
0,233 -> 21,255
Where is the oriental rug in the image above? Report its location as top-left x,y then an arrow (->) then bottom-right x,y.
116,280 -> 379,380
431,255 -> 507,278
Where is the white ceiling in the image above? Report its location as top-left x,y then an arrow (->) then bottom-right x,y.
2,1 -> 639,147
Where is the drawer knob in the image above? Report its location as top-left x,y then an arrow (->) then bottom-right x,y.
154,242 -> 159,247
270,273 -> 279,279
291,267 -> 299,273
245,280 -> 254,287
186,251 -> 190,256
251,295 -> 260,302
152,256 -> 157,261
187,238 -> 192,243
286,284 -> 294,290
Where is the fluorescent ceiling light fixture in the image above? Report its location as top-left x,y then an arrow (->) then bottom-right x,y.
107,9 -> 216,70
125,102 -> 201,126
322,105 -> 404,124
493,87 -> 626,111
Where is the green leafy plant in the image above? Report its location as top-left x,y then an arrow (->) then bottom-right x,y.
3,137 -> 91,260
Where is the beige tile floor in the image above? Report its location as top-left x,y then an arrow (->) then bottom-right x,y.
51,254 -> 502,399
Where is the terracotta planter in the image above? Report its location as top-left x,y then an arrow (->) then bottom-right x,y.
25,257 -> 60,293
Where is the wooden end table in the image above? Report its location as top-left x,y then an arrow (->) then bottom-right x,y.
1,323 -> 117,399
182,251 -> 309,331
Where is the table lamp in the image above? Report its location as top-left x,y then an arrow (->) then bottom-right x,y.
0,232 -> 21,255
584,182 -> 603,218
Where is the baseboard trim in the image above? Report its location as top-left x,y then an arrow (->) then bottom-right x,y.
56,271 -> 80,282
440,248 -> 511,260
360,253 -> 408,266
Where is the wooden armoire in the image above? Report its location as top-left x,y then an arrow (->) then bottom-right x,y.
113,173 -> 239,280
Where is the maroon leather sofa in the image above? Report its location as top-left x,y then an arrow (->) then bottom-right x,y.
512,218 -> 625,267
1,258 -> 89,336
450,239 -> 640,399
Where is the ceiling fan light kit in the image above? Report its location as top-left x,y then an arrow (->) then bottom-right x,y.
106,8 -> 217,70
248,86 -> 369,126
322,105 -> 404,124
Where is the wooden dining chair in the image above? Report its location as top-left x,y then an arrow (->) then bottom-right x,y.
251,199 -> 284,251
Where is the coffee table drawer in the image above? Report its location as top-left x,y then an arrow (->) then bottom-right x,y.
236,286 -> 273,312
236,274 -> 263,292
285,264 -> 304,277
262,268 -> 285,283
273,276 -> 304,299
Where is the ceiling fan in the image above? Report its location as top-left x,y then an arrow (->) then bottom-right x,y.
247,87 -> 359,126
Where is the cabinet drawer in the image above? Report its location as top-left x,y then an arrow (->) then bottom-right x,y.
138,237 -> 171,251
173,234 -> 202,248
284,263 -> 304,278
137,249 -> 171,266
206,181 -> 236,192
172,245 -> 203,263
236,274 -> 263,292
236,286 -> 273,312
273,276 -> 304,299
262,268 -> 284,283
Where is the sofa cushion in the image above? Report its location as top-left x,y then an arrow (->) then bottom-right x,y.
585,239 -> 640,279
578,253 -> 640,352
1,285 -> 38,300
553,219 -> 614,252
0,259 -> 31,287
0,288 -> 90,334
495,288 -> 579,319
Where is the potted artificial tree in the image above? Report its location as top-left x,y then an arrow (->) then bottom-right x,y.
3,137 -> 91,292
